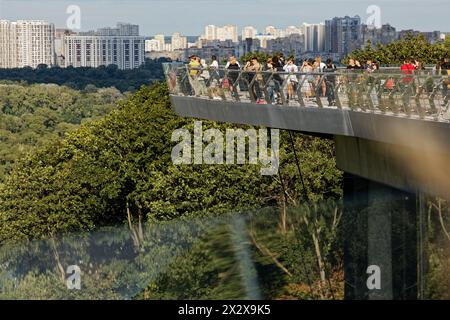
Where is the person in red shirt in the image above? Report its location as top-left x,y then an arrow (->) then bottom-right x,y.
400,59 -> 416,108
401,59 -> 415,84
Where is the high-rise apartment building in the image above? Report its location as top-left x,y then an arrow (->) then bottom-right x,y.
285,26 -> 302,36
265,26 -> 285,38
266,34 -> 305,56
64,23 -> 145,70
242,26 -> 258,40
256,33 -> 276,49
201,25 -> 238,43
325,16 -> 362,56
302,23 -> 325,52
154,34 -> 166,49
0,20 -> 55,68
145,39 -> 162,52
361,24 -> 397,47
204,25 -> 217,41
171,32 -> 188,50
217,25 -> 238,43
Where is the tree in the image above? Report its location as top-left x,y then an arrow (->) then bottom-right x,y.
346,34 -> 450,65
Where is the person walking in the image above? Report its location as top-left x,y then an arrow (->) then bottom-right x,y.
188,55 -> 202,96
226,56 -> 241,100
365,60 -> 377,74
315,56 -> 327,72
441,57 -> 450,107
401,59 -> 415,80
272,56 -> 284,104
244,57 -> 265,103
300,59 -> 314,101
283,58 -> 299,102
400,58 -> 416,107
209,55 -> 221,100
198,58 -> 210,96
347,58 -> 358,70
225,55 -> 241,69
314,56 -> 327,97
265,57 -> 276,103
323,58 -> 337,106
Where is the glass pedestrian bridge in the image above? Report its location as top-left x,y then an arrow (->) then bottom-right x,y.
164,63 -> 450,300
164,63 -> 450,122
164,62 -> 450,200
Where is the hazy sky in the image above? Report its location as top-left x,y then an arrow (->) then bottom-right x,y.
0,0 -> 448,35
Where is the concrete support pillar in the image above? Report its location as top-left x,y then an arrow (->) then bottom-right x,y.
343,173 -> 418,300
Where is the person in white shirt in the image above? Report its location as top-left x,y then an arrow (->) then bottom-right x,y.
198,59 -> 210,96
315,56 -> 327,72
210,55 -> 219,69
283,58 -> 299,101
301,59 -> 314,100
209,55 -> 220,99
315,56 -> 327,97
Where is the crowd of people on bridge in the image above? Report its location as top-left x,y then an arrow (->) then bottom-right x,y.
185,53 -> 450,108
187,53 -> 340,106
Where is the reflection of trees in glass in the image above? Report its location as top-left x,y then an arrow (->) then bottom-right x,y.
0,204 -> 347,300
0,218 -> 217,300
425,197 -> 450,299
247,201 -> 344,300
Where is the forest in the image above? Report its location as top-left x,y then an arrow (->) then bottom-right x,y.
0,83 -> 125,181
0,58 -> 169,92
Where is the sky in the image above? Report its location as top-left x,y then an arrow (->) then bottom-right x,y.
0,0 -> 448,36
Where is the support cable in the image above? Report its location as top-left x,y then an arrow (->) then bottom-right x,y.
288,131 -> 310,203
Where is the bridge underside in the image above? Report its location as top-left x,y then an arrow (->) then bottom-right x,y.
171,95 -> 450,200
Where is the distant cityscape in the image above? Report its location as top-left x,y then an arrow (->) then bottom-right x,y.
0,15 -> 447,70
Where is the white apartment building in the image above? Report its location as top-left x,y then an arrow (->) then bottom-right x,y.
0,20 -> 55,68
154,34 -> 166,49
204,25 -> 217,41
164,43 -> 172,51
171,32 -> 188,50
265,26 -> 285,38
242,26 -> 258,40
201,25 -> 238,43
145,39 -> 162,52
217,25 -> 238,43
64,23 -> 145,70
285,26 -> 302,36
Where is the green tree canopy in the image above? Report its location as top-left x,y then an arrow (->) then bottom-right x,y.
346,34 -> 450,65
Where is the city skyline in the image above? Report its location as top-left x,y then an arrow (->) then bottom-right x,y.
0,0 -> 448,36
